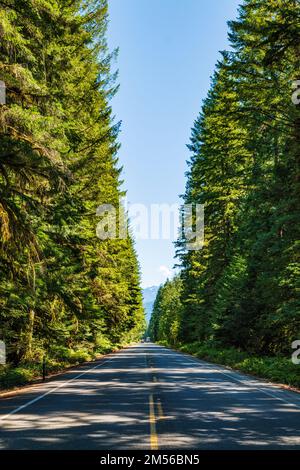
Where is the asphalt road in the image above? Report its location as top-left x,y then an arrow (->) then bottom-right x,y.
0,343 -> 300,450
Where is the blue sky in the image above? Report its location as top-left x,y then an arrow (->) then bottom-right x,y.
107,0 -> 241,288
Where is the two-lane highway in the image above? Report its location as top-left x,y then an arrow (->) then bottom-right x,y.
0,343 -> 300,449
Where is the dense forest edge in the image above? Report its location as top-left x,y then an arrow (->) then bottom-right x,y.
149,0 -> 300,389
0,0 -> 145,389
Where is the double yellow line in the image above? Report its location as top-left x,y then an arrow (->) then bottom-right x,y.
149,394 -> 165,449
147,356 -> 165,450
149,394 -> 158,450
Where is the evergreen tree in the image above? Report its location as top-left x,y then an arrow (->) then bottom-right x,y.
171,0 -> 300,355
0,0 -> 145,365
149,276 -> 182,346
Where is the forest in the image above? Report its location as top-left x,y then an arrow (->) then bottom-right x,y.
0,0 -> 145,386
149,0 -> 300,386
0,0 -> 299,391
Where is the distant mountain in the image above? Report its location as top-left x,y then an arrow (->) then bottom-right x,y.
142,286 -> 159,324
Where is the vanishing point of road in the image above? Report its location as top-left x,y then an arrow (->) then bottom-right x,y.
0,343 -> 300,450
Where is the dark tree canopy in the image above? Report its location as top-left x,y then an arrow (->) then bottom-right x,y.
0,0 -> 145,364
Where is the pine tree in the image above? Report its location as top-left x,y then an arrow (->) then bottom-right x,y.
0,0 -> 145,365
149,276 -> 182,346
174,0 -> 300,354
176,59 -> 251,343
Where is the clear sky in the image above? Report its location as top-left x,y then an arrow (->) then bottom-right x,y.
107,0 -> 241,288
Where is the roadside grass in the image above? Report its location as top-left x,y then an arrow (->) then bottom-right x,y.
0,341 -> 126,391
159,341 -> 300,389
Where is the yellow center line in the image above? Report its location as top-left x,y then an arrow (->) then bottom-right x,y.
157,398 -> 165,420
149,394 -> 159,450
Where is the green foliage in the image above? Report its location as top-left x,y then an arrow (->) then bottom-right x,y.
169,342 -> 300,389
174,0 -> 300,355
149,276 -> 183,346
0,365 -> 36,389
0,0 -> 145,372
0,349 -> 88,390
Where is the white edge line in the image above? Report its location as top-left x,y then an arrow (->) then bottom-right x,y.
0,358 -> 113,422
162,346 -> 300,409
